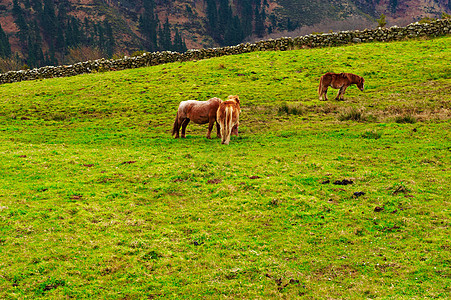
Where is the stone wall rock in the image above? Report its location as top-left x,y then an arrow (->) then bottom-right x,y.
0,19 -> 449,85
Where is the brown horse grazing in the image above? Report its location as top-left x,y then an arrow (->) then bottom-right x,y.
217,95 -> 241,145
318,72 -> 365,101
172,97 -> 222,139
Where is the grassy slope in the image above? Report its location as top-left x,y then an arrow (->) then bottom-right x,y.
0,36 -> 450,299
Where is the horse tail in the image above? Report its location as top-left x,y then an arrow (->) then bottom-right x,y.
219,107 -> 227,144
172,110 -> 179,137
318,76 -> 322,96
227,107 -> 234,143
220,106 -> 233,145
318,75 -> 325,99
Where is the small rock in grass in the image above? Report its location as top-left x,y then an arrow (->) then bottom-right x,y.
333,179 -> 353,185
374,206 -> 384,212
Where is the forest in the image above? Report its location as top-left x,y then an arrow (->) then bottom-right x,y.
0,0 -> 291,69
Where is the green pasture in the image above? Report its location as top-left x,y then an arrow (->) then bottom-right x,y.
0,36 -> 450,299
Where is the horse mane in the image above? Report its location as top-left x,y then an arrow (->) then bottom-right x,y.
345,73 -> 362,84
226,95 -> 240,107
209,97 -> 223,104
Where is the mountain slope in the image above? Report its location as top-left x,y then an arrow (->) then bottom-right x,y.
0,0 -> 449,68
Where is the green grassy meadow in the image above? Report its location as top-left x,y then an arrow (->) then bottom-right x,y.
0,36 -> 450,299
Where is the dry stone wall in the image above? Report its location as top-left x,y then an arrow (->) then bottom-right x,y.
0,19 -> 449,85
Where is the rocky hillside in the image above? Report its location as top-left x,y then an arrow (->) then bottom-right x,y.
267,0 -> 450,38
0,0 -> 449,68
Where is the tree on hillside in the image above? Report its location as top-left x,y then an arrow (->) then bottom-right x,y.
42,0 -> 58,40
84,18 -> 96,47
224,15 -> 244,46
377,14 -> 387,28
205,0 -> 270,46
390,0 -> 398,13
218,0 -> 233,43
238,0 -> 253,37
205,0 -> 219,40
103,20 -> 115,58
13,0 -> 29,44
46,42 -> 58,66
66,17 -> 82,48
0,23 -> 11,58
26,21 -> 45,67
172,27 -> 187,53
55,24 -> 66,52
254,5 -> 265,37
139,0 -> 158,52
158,18 -> 172,51
30,0 -> 42,13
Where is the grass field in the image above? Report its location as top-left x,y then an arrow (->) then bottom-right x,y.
0,36 -> 450,299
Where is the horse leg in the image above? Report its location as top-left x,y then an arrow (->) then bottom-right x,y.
336,87 -> 344,101
340,86 -> 348,100
320,87 -> 328,101
181,119 -> 190,138
336,86 -> 347,100
174,120 -> 180,138
216,122 -> 221,138
172,112 -> 181,138
206,119 -> 214,139
319,77 -> 328,101
232,124 -> 238,136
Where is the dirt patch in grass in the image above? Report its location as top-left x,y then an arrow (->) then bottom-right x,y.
313,264 -> 359,280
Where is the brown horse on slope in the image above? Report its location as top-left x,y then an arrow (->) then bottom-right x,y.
318,72 -> 365,101
217,95 -> 241,145
172,97 -> 222,139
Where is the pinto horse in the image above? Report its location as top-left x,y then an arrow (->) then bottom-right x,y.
217,95 -> 241,145
318,72 -> 365,101
172,97 -> 222,139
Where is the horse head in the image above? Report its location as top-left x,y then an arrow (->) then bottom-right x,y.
357,77 -> 365,91
228,95 -> 240,105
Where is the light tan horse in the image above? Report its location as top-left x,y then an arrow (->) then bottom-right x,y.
217,95 -> 241,145
318,72 -> 365,101
172,97 -> 222,138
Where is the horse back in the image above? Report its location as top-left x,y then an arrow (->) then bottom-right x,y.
179,98 -> 221,124
320,72 -> 338,86
218,100 -> 240,121
335,72 -> 362,84
322,72 -> 353,88
178,100 -> 197,111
